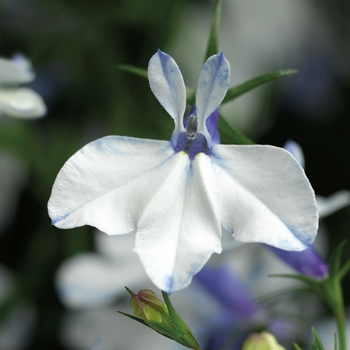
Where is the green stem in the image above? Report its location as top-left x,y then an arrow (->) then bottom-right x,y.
333,283 -> 346,350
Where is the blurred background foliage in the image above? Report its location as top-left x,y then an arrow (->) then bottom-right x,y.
0,0 -> 349,349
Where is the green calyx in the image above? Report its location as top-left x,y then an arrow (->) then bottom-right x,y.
119,287 -> 201,350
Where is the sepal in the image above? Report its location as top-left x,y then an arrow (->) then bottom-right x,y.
218,112 -> 254,145
222,69 -> 298,105
311,328 -> 325,350
119,287 -> 201,350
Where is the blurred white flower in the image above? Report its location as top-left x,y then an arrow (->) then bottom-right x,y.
0,264 -> 36,350
0,54 -> 46,119
56,231 -> 149,309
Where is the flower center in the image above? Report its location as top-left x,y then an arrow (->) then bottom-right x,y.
173,131 -> 210,160
186,114 -> 198,141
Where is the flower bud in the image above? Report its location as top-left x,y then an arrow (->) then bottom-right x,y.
130,289 -> 171,325
242,332 -> 285,350
120,288 -> 201,349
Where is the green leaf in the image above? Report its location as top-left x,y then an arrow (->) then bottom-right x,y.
204,0 -> 222,60
269,273 -> 320,288
311,328 -> 325,350
125,286 -> 136,296
118,64 -> 147,79
218,114 -> 254,145
117,311 -> 148,326
222,70 -> 298,105
328,241 -> 347,278
339,257 -> 350,280
293,343 -> 303,350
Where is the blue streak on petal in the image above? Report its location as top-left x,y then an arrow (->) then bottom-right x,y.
51,213 -> 70,225
156,50 -> 183,116
205,108 -> 220,145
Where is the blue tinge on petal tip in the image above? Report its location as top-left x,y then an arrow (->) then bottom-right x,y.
51,212 -> 70,226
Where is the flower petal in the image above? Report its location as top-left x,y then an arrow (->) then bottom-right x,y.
134,153 -> 222,293
0,88 -> 46,119
148,50 -> 186,141
267,245 -> 328,279
202,145 -> 318,250
196,53 -> 230,146
56,251 -> 147,309
48,136 -> 175,235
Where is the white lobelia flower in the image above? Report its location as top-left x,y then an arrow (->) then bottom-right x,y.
48,50 -> 318,293
0,54 -> 46,119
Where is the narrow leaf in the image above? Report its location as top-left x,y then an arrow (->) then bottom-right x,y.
118,64 -> 148,79
222,70 -> 298,105
269,273 -> 320,287
328,241 -> 347,278
204,0 -> 222,60
117,311 -> 148,326
293,343 -> 303,350
338,257 -> 350,280
125,286 -> 136,296
311,328 -> 325,350
218,114 -> 254,145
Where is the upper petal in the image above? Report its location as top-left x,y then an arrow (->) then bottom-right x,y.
134,152 -> 222,293
148,50 -> 186,141
48,136 -> 175,235
196,53 -> 230,146
203,145 -> 318,250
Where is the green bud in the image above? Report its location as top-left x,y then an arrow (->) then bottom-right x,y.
242,332 -> 286,350
119,288 -> 201,349
130,289 -> 171,325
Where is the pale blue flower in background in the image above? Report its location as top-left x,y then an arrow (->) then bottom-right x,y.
284,139 -> 350,218
265,140 -> 350,280
0,54 -> 46,119
48,50 -> 318,293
